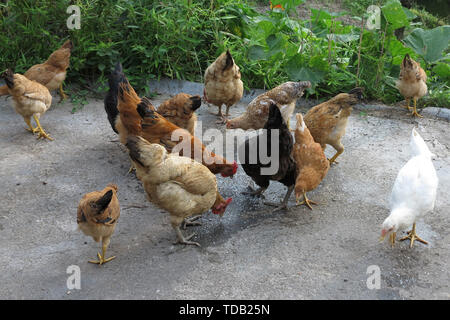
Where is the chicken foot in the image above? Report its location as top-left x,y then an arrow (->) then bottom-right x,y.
24,117 -> 39,134
296,191 -> 318,210
400,222 -> 428,248
89,240 -> 116,265
242,186 -> 267,198
402,98 -> 412,111
33,115 -> 53,141
390,232 -> 396,248
182,215 -> 202,230
264,185 -> 294,212
59,83 -> 68,102
410,98 -> 423,118
173,226 -> 200,247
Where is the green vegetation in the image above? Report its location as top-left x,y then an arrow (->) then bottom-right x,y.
0,0 -> 449,108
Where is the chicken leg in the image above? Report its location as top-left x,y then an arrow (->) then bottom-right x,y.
296,191 -> 318,210
328,142 -> 344,164
59,83 -> 68,102
402,98 -> 412,111
24,117 -> 39,134
182,215 -> 202,230
33,115 -> 53,141
264,185 -> 294,212
173,226 -> 200,247
242,186 -> 267,198
410,98 -> 423,118
400,222 -> 428,248
89,239 -> 116,265
390,232 -> 396,248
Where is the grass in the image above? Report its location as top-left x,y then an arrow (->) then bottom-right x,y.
0,0 -> 448,109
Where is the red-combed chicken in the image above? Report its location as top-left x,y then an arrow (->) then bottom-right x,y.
204,50 -> 243,122
0,40 -> 73,102
126,135 -> 232,246
117,79 -> 238,178
293,113 -> 329,209
396,54 -> 427,118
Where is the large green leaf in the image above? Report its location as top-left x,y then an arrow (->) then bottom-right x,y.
285,56 -> 324,85
388,38 -> 415,65
403,26 -> 450,63
381,0 -> 409,30
248,45 -> 267,60
433,63 -> 450,81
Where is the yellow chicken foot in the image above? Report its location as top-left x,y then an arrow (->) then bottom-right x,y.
182,215 -> 202,230
328,150 -> 343,164
33,115 -> 53,141
264,185 -> 294,212
410,98 -> 423,118
88,242 -> 116,265
402,98 -> 412,110
59,83 -> 68,102
127,164 -> 135,175
296,192 -> 318,210
173,226 -> 200,247
400,223 -> 428,248
24,117 -> 39,134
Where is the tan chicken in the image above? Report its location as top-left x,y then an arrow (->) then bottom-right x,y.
204,50 -> 243,122
156,93 -> 202,135
293,114 -> 329,209
304,88 -> 363,164
396,54 -> 427,118
118,80 -> 238,178
77,184 -> 120,265
226,81 -> 311,130
0,40 -> 73,102
1,69 -> 53,140
126,136 -> 232,247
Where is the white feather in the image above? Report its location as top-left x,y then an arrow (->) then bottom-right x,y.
383,129 -> 438,233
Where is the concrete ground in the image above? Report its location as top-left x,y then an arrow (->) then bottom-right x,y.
0,89 -> 449,300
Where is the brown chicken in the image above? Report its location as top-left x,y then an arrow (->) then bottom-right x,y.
226,81 -> 311,130
156,93 -> 202,135
126,136 -> 232,246
293,114 -> 329,209
396,54 -> 427,118
1,69 -> 53,140
204,50 -> 243,122
304,88 -> 363,164
77,184 -> 120,265
118,80 -> 238,178
0,40 -> 73,102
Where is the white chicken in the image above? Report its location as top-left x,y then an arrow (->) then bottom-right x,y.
380,128 -> 438,248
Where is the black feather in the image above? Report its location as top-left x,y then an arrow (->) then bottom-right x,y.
189,95 -> 202,111
104,62 -> 127,134
223,50 -> 234,72
239,102 -> 296,191
126,136 -> 145,167
94,190 -> 113,213
1,69 -> 14,89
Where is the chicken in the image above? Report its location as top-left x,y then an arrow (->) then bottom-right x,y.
117,79 -> 238,178
304,88 -> 363,164
293,114 -> 329,209
204,50 -> 243,122
156,93 -> 202,135
396,54 -> 428,118
226,81 -> 311,130
380,128 -> 438,248
238,102 -> 296,212
77,184 -> 120,265
0,40 -> 73,102
104,62 -> 127,137
126,136 -> 232,246
1,69 -> 53,140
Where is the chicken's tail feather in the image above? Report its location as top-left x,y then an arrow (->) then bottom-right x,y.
1,69 -> 14,89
